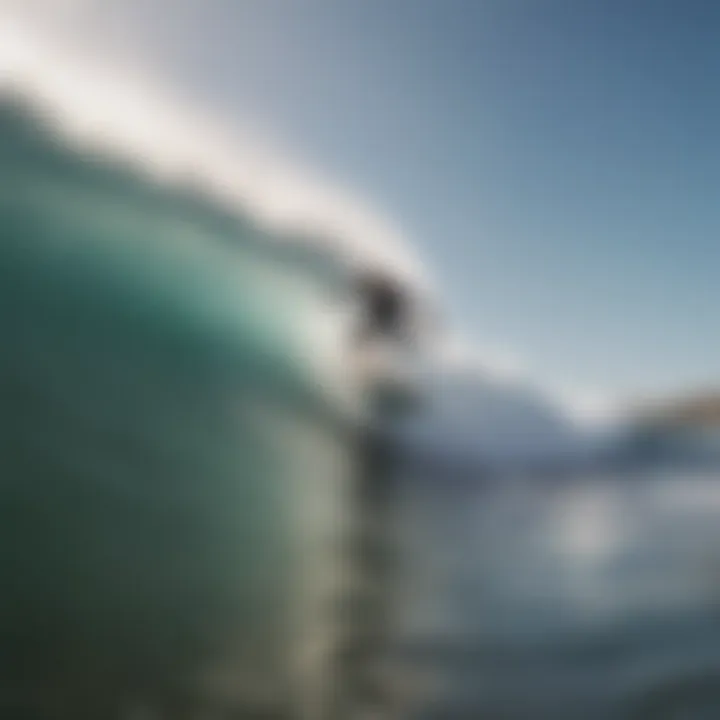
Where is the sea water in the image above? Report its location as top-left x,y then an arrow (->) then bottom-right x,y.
0,93 -> 365,719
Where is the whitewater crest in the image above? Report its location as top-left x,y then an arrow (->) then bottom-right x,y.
0,16 -> 430,296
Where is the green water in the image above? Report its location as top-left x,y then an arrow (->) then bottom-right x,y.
0,96 -> 361,716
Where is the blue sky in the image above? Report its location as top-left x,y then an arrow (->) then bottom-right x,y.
12,0 -> 720,398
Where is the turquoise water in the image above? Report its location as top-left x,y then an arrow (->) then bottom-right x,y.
0,94 -> 361,716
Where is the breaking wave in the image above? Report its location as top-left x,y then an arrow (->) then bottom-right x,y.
0,15 -> 430,295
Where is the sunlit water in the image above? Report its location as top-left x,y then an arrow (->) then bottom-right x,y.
391,462 -> 720,718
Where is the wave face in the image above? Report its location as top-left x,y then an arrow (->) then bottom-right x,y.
2,90 -> 363,397
0,94 -> 365,716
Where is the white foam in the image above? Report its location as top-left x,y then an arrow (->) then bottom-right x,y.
0,9 -> 431,294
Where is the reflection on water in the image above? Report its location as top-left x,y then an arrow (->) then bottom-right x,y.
390,463 -> 720,718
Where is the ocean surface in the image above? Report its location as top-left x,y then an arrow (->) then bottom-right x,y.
390,459 -> 720,719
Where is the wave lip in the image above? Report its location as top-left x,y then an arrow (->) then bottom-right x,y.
0,14 -> 431,299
